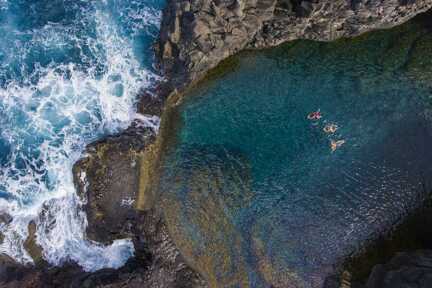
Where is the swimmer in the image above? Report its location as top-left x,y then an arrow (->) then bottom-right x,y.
330,139 -> 345,152
307,110 -> 322,120
323,123 -> 338,134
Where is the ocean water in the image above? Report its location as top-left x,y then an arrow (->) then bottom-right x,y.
160,13 -> 432,287
0,0 -> 162,271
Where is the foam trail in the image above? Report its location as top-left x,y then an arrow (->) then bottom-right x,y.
0,1 -> 160,271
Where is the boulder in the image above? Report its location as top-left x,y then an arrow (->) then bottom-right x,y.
366,250 -> 432,288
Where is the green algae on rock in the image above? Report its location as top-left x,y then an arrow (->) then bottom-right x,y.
72,123 -> 207,287
159,146 -> 253,287
73,124 -> 156,243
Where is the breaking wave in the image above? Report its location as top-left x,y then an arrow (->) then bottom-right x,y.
0,0 -> 161,271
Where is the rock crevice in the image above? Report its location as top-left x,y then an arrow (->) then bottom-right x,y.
2,0 -> 432,287
156,0 -> 432,91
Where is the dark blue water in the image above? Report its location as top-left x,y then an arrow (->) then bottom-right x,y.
0,0 -> 162,271
160,14 -> 432,287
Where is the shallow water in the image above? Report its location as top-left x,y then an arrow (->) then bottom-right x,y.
0,0 -> 162,271
160,13 -> 432,287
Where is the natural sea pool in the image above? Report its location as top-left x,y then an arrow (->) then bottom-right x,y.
159,12 -> 432,287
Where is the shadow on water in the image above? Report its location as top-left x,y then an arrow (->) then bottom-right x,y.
158,9 -> 432,288
341,188 -> 432,283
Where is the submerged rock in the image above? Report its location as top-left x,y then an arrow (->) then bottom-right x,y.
153,9 -> 432,287
58,6 -> 432,286
3,0 -> 429,287
159,145 -> 255,287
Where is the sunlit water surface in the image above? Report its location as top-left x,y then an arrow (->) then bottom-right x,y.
160,13 -> 432,287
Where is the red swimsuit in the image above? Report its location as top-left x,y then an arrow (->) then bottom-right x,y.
307,111 -> 322,120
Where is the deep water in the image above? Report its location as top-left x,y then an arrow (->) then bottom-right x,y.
160,13 -> 432,287
0,0 -> 162,271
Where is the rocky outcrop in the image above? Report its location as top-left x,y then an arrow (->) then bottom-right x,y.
4,1 -> 430,287
0,254 -> 204,288
62,2 -> 432,287
0,121 -> 206,287
73,122 -> 156,243
70,122 -> 206,288
365,250 -> 432,288
157,0 -> 432,89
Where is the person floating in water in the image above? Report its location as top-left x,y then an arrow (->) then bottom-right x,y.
323,123 -> 338,134
307,109 -> 322,120
330,139 -> 345,152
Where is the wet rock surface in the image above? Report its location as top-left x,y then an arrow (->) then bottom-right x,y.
73,4 -> 432,287
365,250 -> 432,288
324,250 -> 432,288
157,0 -> 432,89
0,122 -> 206,287
2,0 -> 432,287
0,254 -> 204,288
73,122 -> 157,243
70,122 -> 206,287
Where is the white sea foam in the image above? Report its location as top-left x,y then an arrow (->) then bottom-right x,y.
0,1 -> 160,271
134,113 -> 161,132
121,3 -> 161,37
121,197 -> 135,207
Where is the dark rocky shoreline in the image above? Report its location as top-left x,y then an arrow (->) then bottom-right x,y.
156,0 -> 432,90
1,1 -> 432,287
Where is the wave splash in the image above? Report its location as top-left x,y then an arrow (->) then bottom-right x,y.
0,0 -> 160,271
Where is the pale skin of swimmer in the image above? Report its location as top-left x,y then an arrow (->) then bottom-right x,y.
323,123 -> 338,134
330,139 -> 345,152
306,111 -> 344,151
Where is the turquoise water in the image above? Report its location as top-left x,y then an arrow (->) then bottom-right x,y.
0,0 -> 162,271
160,13 -> 432,287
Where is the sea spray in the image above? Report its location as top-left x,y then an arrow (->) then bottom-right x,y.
0,0 -> 161,271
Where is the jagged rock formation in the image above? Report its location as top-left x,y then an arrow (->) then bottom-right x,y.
2,1 -> 432,287
73,123 -> 156,243
0,122 -> 206,288
157,0 -> 432,88
0,254 -> 205,288
365,250 -> 432,288
68,3 -> 432,288
71,122 -> 207,288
